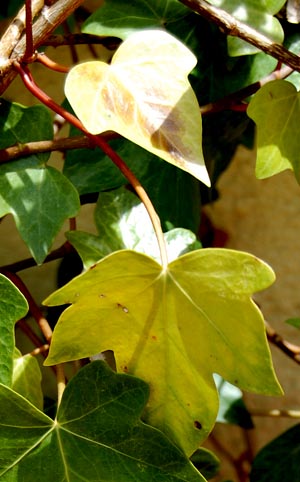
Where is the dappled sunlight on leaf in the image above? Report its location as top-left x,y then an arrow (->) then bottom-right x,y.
0,361 -> 205,481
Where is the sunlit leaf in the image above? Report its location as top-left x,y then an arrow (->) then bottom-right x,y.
44,249 -> 281,455
12,349 -> 43,410
250,424 -> 300,482
82,0 -> 190,39
208,0 -> 285,56
67,187 -> 200,268
0,275 -> 28,387
0,361 -> 205,481
247,80 -> 300,181
65,29 -> 210,185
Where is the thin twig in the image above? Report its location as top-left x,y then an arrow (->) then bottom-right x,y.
35,52 -> 69,73
250,408 -> 300,418
0,240 -> 74,273
201,65 -> 293,114
0,134 -> 117,163
41,33 -> 120,50
179,0 -> 300,72
265,320 -> 300,365
30,344 -> 50,356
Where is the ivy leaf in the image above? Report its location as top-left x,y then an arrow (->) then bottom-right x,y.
247,80 -> 300,181
0,275 -> 28,387
208,0 -> 285,56
44,249 -> 281,455
190,448 -> 220,480
0,100 -> 80,264
82,0 -> 190,39
67,187 -> 200,268
250,424 -> 300,482
65,29 -> 210,185
0,360 -> 205,481
12,349 -> 43,410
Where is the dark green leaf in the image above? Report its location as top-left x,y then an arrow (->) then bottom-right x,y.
250,424 -> 300,482
0,361 -> 205,481
0,275 -> 28,387
82,0 -> 190,39
190,448 -> 220,479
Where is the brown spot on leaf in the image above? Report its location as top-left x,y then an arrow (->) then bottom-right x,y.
194,421 -> 202,430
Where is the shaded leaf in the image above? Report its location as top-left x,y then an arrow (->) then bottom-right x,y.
209,0 -> 285,56
190,447 -> 220,479
0,360 -> 205,481
250,424 -> 300,482
247,80 -> 300,181
0,165 -> 80,264
12,349 -> 43,410
82,0 -> 190,39
67,187 -> 200,268
44,249 -> 281,455
0,275 -> 28,387
0,100 -> 80,263
65,30 -> 210,185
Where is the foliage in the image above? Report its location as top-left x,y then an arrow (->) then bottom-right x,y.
0,0 -> 300,480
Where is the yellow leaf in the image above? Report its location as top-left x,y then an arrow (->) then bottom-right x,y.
65,29 -> 210,186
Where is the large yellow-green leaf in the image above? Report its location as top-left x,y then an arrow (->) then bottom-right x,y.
247,80 -> 300,180
44,249 -> 281,455
64,30 -> 210,186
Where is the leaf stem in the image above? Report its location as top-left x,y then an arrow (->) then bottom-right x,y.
13,62 -> 169,269
265,320 -> 300,364
56,363 -> 66,408
24,0 -> 34,60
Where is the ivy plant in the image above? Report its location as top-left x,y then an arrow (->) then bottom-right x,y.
0,0 -> 300,480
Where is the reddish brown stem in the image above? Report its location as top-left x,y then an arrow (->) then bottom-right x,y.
35,53 -> 70,73
25,0 -> 34,60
